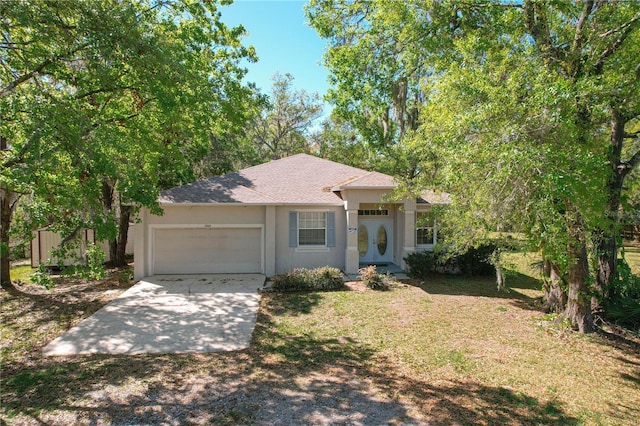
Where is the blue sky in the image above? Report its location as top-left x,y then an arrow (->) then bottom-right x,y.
220,0 -> 330,101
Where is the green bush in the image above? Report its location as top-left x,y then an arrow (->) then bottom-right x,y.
455,244 -> 496,276
60,243 -> 107,281
603,258 -> 640,329
271,266 -> 345,292
30,262 -> 55,289
358,265 -> 394,291
404,251 -> 438,279
404,244 -> 497,279
84,243 -> 107,280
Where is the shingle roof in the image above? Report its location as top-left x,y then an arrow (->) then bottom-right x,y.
418,190 -> 452,205
332,171 -> 395,190
159,154 -> 450,205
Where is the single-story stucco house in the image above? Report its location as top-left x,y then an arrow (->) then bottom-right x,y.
133,154 -> 449,281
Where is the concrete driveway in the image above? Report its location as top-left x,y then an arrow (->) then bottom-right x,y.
43,274 -> 265,356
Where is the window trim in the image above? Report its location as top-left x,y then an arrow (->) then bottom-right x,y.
297,210 -> 328,247
416,211 -> 436,248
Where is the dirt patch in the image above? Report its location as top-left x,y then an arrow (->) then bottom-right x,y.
344,280 -> 368,291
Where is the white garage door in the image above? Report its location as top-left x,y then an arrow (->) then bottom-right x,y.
153,227 -> 262,274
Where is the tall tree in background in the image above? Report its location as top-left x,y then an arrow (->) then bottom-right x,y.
1,0 -> 256,286
248,73 -> 323,160
306,0 -> 435,178
308,0 -> 640,332
310,114 -> 370,169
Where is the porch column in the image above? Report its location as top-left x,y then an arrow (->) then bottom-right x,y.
133,207 -> 147,281
345,208 -> 360,274
401,208 -> 416,271
265,206 -> 276,276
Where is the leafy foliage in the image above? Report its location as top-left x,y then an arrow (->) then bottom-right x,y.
310,113 -> 372,169
603,257 -> 640,329
1,0 -> 257,284
246,73 -> 323,161
308,0 -> 640,332
405,245 -> 497,280
403,251 -> 438,280
270,267 -> 345,292
30,263 -> 54,290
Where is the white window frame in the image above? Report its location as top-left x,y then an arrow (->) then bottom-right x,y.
298,210 -> 327,247
416,211 -> 437,248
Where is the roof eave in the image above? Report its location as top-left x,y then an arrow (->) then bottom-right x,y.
159,201 -> 346,207
331,185 -> 396,191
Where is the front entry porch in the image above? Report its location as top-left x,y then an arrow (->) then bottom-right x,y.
361,262 -> 404,274
343,262 -> 409,281
344,199 -> 418,275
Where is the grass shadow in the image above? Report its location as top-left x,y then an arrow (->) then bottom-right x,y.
249,302 -> 580,425
407,271 -> 544,312
260,292 -> 323,316
1,273 -> 133,367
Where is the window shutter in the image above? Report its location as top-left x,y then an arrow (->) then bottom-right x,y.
326,211 -> 336,247
289,211 -> 297,247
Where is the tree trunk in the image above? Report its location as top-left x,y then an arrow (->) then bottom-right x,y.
564,219 -> 594,333
594,230 -> 617,311
0,185 -> 17,291
114,203 -> 131,267
101,179 -> 118,265
542,259 -> 567,313
495,264 -> 504,291
595,108 -> 634,310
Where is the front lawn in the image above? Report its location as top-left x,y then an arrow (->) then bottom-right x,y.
1,262 -> 639,425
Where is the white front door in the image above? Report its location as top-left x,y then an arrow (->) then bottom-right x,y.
357,219 -> 393,264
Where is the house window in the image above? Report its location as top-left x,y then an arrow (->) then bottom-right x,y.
358,209 -> 389,216
298,212 -> 327,246
416,211 -> 436,246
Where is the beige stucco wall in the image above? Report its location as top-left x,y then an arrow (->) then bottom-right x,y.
274,205 -> 346,274
133,196 -> 429,281
145,205 -> 265,225
134,205 -> 267,280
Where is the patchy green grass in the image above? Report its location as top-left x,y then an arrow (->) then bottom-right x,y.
257,274 -> 639,425
9,264 -> 36,283
624,241 -> 640,276
1,261 -> 639,425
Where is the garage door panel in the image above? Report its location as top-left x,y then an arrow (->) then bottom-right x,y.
153,227 -> 262,274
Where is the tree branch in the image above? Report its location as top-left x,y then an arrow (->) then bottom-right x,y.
624,130 -> 640,139
75,85 -> 138,100
593,11 -> 640,75
626,148 -> 640,168
598,11 -> 640,39
522,1 -> 567,73
572,0 -> 594,54
0,57 -> 54,98
0,42 -> 89,98
1,129 -> 41,169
